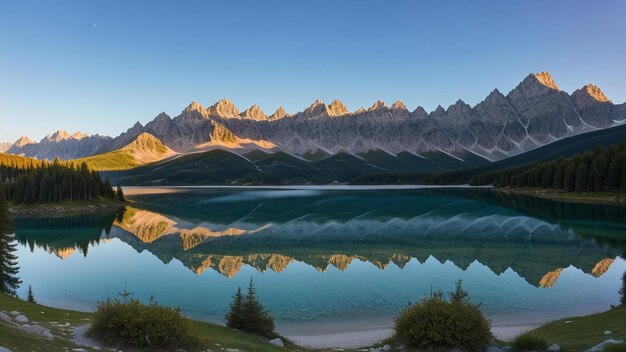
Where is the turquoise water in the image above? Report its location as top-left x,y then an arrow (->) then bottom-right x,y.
12,187 -> 626,338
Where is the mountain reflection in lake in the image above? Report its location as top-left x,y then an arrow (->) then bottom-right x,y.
12,187 -> 626,341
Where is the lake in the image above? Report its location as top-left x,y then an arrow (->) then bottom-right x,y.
12,186 -> 626,347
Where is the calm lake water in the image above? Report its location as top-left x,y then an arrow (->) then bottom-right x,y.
12,187 -> 626,346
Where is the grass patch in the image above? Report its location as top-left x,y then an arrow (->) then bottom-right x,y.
511,332 -> 548,352
74,150 -> 140,171
529,306 -> 626,351
604,343 -> 626,352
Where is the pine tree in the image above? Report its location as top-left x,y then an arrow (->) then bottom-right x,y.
564,161 -> 577,192
552,165 -> 564,190
621,160 -> 626,192
241,278 -> 275,337
116,182 -> 125,202
226,287 -> 245,329
27,285 -> 36,303
606,154 -> 624,190
575,163 -> 589,192
0,187 -> 21,296
540,166 -> 554,188
104,178 -> 114,199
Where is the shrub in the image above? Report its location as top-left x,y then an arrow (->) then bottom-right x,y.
511,332 -> 548,352
88,297 -> 201,350
393,280 -> 492,351
226,278 -> 276,338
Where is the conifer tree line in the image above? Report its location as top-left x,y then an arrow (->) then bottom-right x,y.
0,153 -> 124,204
470,141 -> 626,192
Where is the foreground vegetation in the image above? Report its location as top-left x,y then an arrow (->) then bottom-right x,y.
0,293 -> 307,352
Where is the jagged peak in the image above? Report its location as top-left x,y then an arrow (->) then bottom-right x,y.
391,100 -> 408,111
412,106 -> 428,117
303,99 -> 327,116
432,105 -> 446,115
308,99 -> 325,109
14,135 -> 34,147
132,121 -> 143,129
240,104 -> 268,120
449,99 -> 470,110
269,107 -> 289,119
327,99 -> 349,116
184,100 -> 205,113
446,99 -> 471,119
354,107 -> 366,114
51,129 -> 71,139
154,112 -> 171,121
368,100 -> 387,111
71,132 -> 88,140
532,71 -> 560,90
207,98 -> 240,118
583,84 -> 611,103
485,88 -> 506,102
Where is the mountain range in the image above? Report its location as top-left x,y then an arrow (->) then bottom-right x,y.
4,72 -> 626,180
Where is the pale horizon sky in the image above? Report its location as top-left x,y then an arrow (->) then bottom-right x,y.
1,0 -> 625,142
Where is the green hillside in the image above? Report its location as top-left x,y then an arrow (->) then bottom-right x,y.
73,132 -> 175,171
105,146 -> 491,185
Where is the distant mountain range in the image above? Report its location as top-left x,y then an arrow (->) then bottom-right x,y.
0,142 -> 11,153
3,72 -> 625,182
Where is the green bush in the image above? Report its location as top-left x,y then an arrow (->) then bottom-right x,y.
604,344 -> 626,352
88,297 -> 201,350
511,332 -> 548,352
393,280 -> 492,351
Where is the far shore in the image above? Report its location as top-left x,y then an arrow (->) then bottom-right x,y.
496,187 -> 626,207
8,199 -> 125,217
122,184 -> 493,195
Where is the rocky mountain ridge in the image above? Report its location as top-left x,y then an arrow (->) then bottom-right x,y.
5,72 -> 626,162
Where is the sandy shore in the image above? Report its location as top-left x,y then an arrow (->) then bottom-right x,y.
279,318 -> 539,348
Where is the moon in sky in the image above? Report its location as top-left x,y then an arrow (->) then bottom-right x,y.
92,24 -> 96,28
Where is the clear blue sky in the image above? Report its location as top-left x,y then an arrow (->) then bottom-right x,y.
1,0 -> 625,142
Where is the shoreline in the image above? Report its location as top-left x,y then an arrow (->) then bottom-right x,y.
9,199 -> 125,217
496,187 -> 626,207
3,291 -> 623,351
283,324 -> 540,349
123,184 -> 492,195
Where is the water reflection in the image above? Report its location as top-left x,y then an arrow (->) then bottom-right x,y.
14,188 -> 626,287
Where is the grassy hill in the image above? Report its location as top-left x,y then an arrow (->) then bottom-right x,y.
73,133 -> 176,171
